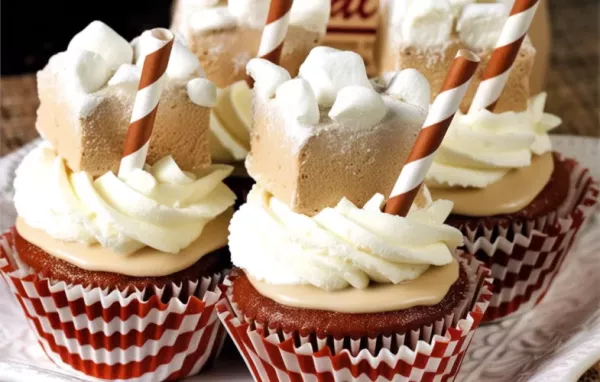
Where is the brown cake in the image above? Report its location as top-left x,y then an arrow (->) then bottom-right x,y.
13,226 -> 230,292
231,264 -> 472,340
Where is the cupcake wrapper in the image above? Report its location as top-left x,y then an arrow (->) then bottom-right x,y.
459,157 -> 599,323
216,258 -> 492,382
0,229 -> 229,382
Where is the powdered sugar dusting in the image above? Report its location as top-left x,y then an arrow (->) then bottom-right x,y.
260,92 -> 425,156
232,52 -> 251,75
208,43 -> 225,57
261,100 -> 315,155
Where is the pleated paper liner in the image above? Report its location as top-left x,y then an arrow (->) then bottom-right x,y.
216,257 -> 492,382
455,155 -> 599,323
0,229 -> 229,382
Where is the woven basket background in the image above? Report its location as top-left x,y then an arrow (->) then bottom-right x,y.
0,75 -> 40,156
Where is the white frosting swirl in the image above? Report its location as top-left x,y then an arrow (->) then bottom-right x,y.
14,143 -> 235,255
426,93 -> 562,188
229,185 -> 462,291
210,80 -> 252,162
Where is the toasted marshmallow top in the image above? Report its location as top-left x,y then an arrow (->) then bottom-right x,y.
44,21 -> 216,119
387,0 -> 513,51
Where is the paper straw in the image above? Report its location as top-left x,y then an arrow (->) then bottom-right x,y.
385,50 -> 480,217
246,0 -> 293,87
469,0 -> 540,113
119,28 -> 174,178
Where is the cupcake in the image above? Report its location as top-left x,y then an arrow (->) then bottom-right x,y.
171,0 -> 331,204
216,48 -> 492,381
424,93 -> 599,322
379,1 -> 600,321
0,22 -> 236,380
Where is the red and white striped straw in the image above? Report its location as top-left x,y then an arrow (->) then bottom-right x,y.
469,0 -> 540,113
246,0 -> 293,86
385,50 -> 480,217
118,28 -> 174,178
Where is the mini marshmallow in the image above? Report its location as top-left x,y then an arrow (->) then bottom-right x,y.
134,30 -> 167,67
329,86 -> 387,128
298,47 -> 372,107
401,0 -> 453,47
108,64 -> 141,86
275,78 -> 320,125
166,41 -> 204,79
228,0 -> 269,29
449,0 -> 475,17
290,0 -> 331,35
190,6 -> 238,34
389,0 -> 413,28
187,78 -> 217,107
386,69 -> 431,111
67,50 -> 111,93
135,31 -> 203,79
68,21 -> 133,70
457,4 -> 508,50
247,58 -> 291,99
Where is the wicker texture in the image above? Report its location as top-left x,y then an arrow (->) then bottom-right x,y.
545,0 -> 599,137
0,75 -> 39,156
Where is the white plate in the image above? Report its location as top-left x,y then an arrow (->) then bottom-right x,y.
0,135 -> 598,382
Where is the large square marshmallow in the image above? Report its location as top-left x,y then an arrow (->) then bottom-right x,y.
171,0 -> 327,88
375,0 -> 536,113
37,72 -> 211,177
246,58 -> 429,216
36,22 -> 213,176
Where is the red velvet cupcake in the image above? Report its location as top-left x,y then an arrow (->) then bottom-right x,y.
218,186 -> 492,381
1,20 -> 238,380
2,140 -> 236,380
214,48 -> 495,381
426,94 -> 599,322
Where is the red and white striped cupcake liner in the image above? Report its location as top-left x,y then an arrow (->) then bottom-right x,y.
216,258 -> 492,382
0,229 -> 228,382
458,156 -> 599,323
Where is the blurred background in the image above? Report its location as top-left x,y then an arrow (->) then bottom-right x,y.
0,0 -> 598,157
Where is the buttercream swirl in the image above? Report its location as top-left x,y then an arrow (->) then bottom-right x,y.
209,80 -> 251,162
14,143 -> 235,255
426,93 -> 561,188
229,185 -> 462,292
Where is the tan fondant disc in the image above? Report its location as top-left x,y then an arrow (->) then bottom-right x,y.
15,209 -> 232,277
